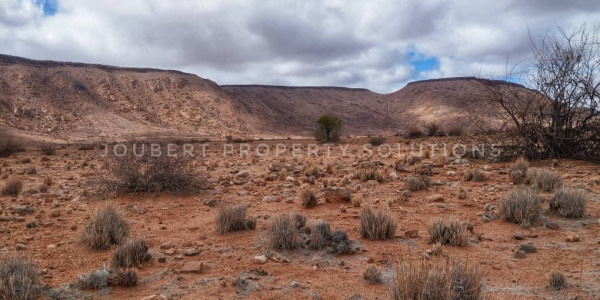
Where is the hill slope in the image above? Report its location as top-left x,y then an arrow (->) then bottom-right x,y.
0,54 -> 520,142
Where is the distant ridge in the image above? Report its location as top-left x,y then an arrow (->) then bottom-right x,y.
407,76 -> 526,89
222,84 -> 372,92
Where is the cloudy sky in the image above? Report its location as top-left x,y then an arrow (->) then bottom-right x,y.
1,0 -> 599,93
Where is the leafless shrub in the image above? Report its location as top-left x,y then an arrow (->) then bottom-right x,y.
304,163 -> 320,177
78,267 -> 111,290
363,264 -> 382,284
357,165 -> 384,182
457,185 -> 468,199
111,238 -> 149,269
526,168 -> 563,192
216,205 -> 256,234
111,269 -> 138,287
391,260 -> 483,300
309,220 -> 331,249
425,122 -> 444,137
500,188 -> 541,228
509,157 -> 530,184
446,126 -> 463,136
360,207 -> 397,240
0,256 -> 40,300
464,169 -> 488,182
550,188 -> 586,218
82,206 -> 129,250
103,147 -> 207,195
406,127 -> 424,139
301,188 -> 318,208
0,130 -> 24,157
40,145 -> 56,156
1,178 -> 23,196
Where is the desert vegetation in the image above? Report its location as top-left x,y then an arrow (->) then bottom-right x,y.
499,188 -> 541,228
82,206 -> 130,250
315,114 -> 344,142
0,256 -> 40,300
360,207 -> 397,240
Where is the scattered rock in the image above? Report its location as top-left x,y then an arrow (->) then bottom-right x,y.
405,229 -> 419,238
10,205 -> 34,216
566,232 -> 580,242
253,255 -> 267,264
513,231 -> 525,240
263,196 -> 277,203
517,243 -> 537,254
266,251 -> 289,263
15,243 -> 27,251
546,222 -> 560,230
203,199 -> 218,207
181,261 -> 205,274
390,172 -> 399,180
513,250 -> 527,259
184,248 -> 201,256
324,187 -> 352,202
427,194 -> 444,202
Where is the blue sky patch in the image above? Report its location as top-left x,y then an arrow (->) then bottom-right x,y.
407,51 -> 439,73
35,0 -> 58,16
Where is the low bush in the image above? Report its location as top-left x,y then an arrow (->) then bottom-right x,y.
82,206 -> 130,250
464,169 -> 488,182
0,256 -> 40,300
269,214 -> 301,250
391,260 -> 483,300
111,238 -> 149,268
509,157 -> 530,184
405,127 -> 424,139
363,264 -> 382,284
103,147 -> 207,195
428,218 -> 469,247
1,178 -> 23,196
301,188 -> 318,208
499,188 -> 541,228
216,205 -> 256,234
550,188 -> 586,218
404,175 -> 430,191
360,207 -> 397,240
40,145 -> 56,156
0,130 -> 24,157
549,271 -> 565,290
369,136 -> 386,146
526,168 -> 563,192
309,220 -> 332,249
357,165 -> 384,182
425,122 -> 444,137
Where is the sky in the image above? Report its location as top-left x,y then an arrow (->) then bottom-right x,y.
1,0 -> 599,93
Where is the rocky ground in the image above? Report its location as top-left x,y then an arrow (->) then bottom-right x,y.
1,136 -> 599,299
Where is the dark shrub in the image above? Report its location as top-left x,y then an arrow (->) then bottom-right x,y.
216,205 -> 256,234
111,238 -> 149,268
82,206 -> 130,250
369,136 -> 386,146
315,115 -> 344,142
0,256 -> 40,300
360,207 -> 397,240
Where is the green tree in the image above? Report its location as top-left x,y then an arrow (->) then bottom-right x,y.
315,115 -> 344,142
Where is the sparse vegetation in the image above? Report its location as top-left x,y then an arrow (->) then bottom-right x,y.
269,214 -> 301,250
391,260 -> 483,300
315,114 -> 344,142
78,267 -> 111,290
404,175 -> 430,191
425,122 -> 444,137
550,188 -> 586,218
0,130 -> 24,157
360,207 -> 397,240
357,165 -> 384,182
1,178 -> 23,196
216,205 -> 256,234
464,169 -> 488,182
40,145 -> 56,155
0,256 -> 40,300
428,218 -> 469,247
363,264 -> 382,284
111,269 -> 139,287
549,271 -> 565,290
82,206 -> 130,250
369,136 -> 386,146
405,127 -> 424,139
446,126 -> 463,136
111,238 -> 149,268
309,220 -> 331,249
509,157 -> 530,184
526,168 -> 563,192
500,188 -> 541,228
301,188 -> 318,208
103,147 -> 207,195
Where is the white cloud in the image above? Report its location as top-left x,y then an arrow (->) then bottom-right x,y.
0,0 -> 599,93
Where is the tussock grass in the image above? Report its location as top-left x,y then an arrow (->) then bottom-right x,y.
82,206 -> 130,250
363,264 -> 382,284
500,188 -> 541,228
360,207 -> 397,240
301,188 -> 318,208
509,157 -> 530,184
1,178 -> 23,196
269,214 -> 301,250
428,218 -> 469,247
111,238 -> 149,268
526,168 -> 563,192
216,205 -> 256,234
550,188 -> 586,218
0,256 -> 40,300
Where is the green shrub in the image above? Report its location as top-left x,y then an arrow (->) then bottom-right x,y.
315,115 -> 344,142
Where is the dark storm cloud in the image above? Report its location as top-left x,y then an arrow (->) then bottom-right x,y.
0,0 -> 599,92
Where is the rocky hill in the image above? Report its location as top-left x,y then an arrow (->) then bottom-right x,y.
0,54 -> 521,142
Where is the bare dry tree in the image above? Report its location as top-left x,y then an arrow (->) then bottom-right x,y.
483,24 -> 600,161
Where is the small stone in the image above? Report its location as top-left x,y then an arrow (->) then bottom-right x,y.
160,242 -> 174,249
181,261 -> 205,274
513,231 -> 525,240
263,196 -> 277,203
390,172 -> 399,180
164,248 -> 176,255
203,199 -> 218,207
10,205 -> 34,216
266,251 -> 289,263
513,250 -> 527,259
26,222 -> 36,229
253,255 -> 267,264
15,244 -> 27,250
546,222 -> 560,230
184,248 -> 201,256
290,281 -> 301,288
517,243 -> 537,254
566,232 -> 580,242
427,194 -> 444,202
405,229 -> 419,238
49,210 -> 61,218
47,244 -> 57,249
158,257 -> 166,263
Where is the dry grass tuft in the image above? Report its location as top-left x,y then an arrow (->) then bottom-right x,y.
464,169 -> 488,182
391,260 -> 483,300
404,175 -> 430,191
549,271 -> 565,290
269,214 -> 302,250
550,188 -> 586,218
82,206 -> 130,250
369,136 -> 386,146
357,165 -> 384,182
301,188 -> 318,208
111,269 -> 138,287
500,188 -> 541,228
309,220 -> 331,249
216,205 -> 256,234
111,238 -> 149,269
0,256 -> 40,300
1,178 -> 23,196
363,264 -> 382,284
428,218 -> 469,247
360,207 -> 397,240
0,130 -> 24,157
526,168 -> 563,192
509,157 -> 530,184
